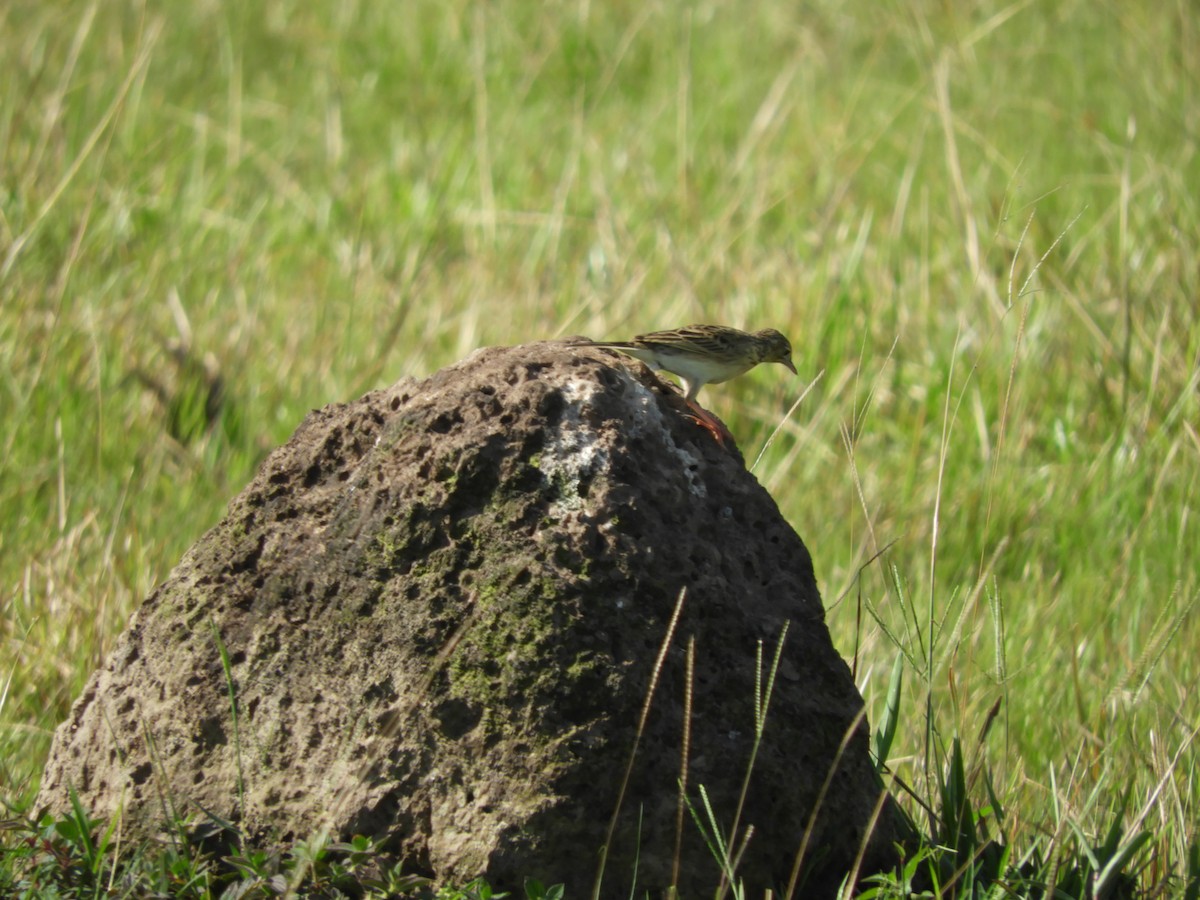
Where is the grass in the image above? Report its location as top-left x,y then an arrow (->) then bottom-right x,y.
2,0 -> 1198,895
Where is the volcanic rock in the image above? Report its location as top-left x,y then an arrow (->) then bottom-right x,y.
37,339 -> 899,897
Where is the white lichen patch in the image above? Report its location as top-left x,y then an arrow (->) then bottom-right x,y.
538,377 -> 609,514
608,373 -> 707,499
539,369 -> 708,509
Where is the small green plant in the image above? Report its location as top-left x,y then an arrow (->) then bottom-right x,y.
435,876 -> 505,899
684,783 -> 749,900
521,877 -> 565,900
0,809 -> 426,899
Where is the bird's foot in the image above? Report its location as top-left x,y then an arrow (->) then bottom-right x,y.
683,402 -> 734,447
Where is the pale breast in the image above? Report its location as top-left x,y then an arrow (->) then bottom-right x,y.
654,350 -> 754,386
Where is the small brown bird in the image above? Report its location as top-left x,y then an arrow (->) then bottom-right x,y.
579,324 -> 797,442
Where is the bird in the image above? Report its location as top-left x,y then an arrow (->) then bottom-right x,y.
578,324 -> 797,443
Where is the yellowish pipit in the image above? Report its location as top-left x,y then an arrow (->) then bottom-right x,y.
580,324 -> 797,442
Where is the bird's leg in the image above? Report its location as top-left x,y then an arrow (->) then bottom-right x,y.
683,398 -> 734,446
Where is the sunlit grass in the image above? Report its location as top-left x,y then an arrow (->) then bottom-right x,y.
2,0 -> 1197,893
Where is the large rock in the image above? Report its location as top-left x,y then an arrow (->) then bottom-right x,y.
37,340 -> 899,897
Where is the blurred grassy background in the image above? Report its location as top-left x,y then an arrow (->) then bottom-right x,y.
2,0 -> 1197,876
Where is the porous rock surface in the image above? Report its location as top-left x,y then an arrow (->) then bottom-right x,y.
37,340 -> 898,897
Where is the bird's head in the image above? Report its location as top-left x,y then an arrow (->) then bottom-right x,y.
754,329 -> 797,374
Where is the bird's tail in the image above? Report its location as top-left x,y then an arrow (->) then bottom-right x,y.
577,340 -> 634,349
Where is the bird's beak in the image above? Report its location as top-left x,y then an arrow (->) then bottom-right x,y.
783,358 -> 797,375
